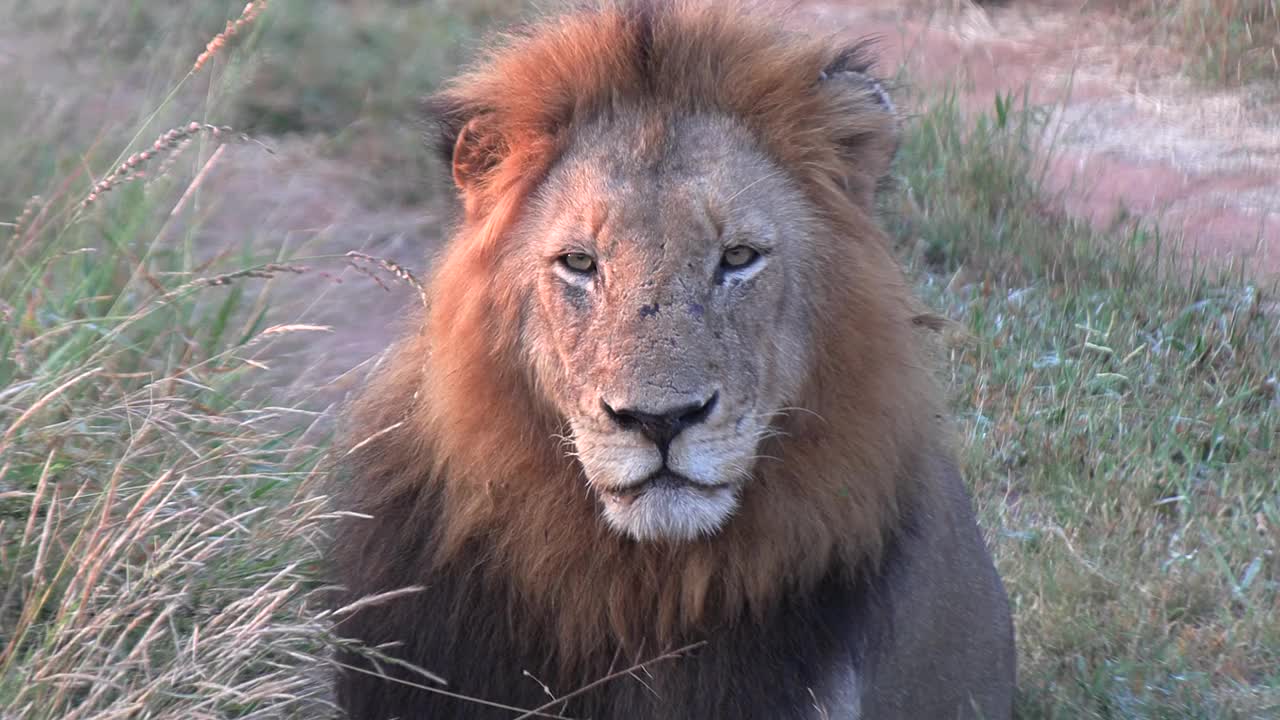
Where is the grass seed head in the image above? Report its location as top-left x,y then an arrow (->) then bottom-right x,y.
193,1 -> 269,74
79,123 -> 234,210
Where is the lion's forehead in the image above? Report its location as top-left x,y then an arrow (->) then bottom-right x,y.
567,112 -> 761,175
549,114 -> 793,227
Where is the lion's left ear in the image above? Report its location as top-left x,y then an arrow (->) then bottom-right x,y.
815,48 -> 900,207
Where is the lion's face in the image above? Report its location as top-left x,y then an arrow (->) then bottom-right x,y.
515,114 -> 820,542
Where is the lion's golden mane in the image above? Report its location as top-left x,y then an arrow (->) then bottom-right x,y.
335,0 -> 938,671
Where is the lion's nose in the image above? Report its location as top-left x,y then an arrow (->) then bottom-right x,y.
601,392 -> 718,456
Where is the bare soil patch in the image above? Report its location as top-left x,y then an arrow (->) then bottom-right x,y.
807,0 -> 1280,275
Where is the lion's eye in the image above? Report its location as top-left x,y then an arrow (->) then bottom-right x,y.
720,245 -> 759,269
561,253 -> 596,273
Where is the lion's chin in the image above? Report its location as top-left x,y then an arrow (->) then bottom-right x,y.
596,474 -> 741,542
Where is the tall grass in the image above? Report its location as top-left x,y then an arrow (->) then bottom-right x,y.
1180,0 -> 1280,84
0,126 -> 343,717
0,3 -> 362,717
1112,0 -> 1280,84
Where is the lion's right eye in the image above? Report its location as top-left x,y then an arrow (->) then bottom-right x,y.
561,253 -> 596,273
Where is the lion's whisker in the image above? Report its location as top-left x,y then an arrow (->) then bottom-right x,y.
724,169 -> 784,204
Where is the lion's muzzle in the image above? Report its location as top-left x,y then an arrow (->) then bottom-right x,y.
571,388 -> 757,542
600,390 -> 718,459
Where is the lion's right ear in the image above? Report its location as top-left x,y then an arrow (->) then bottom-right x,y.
425,96 -> 505,202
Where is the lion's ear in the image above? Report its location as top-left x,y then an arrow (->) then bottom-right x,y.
425,96 -> 505,203
449,116 -> 505,194
816,49 -> 900,206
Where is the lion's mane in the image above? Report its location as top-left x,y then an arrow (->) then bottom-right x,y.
333,0 -> 940,672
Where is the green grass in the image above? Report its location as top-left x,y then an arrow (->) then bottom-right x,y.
1111,0 -> 1280,85
228,0 -> 517,206
1,1 -> 1277,718
1182,0 -> 1280,85
891,89 -> 1280,717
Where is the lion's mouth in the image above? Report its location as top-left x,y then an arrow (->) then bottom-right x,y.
599,471 -> 736,508
592,467 -> 745,541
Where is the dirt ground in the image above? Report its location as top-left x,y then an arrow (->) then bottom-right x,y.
810,0 -> 1280,273
181,0 -> 1280,409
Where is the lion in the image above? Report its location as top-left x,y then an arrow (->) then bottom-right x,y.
329,1 -> 1016,718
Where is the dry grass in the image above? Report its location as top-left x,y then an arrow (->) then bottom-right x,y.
1179,0 -> 1279,83
0,221 -> 344,716
0,84 -> 347,714
0,2 -> 437,716
1104,0 -> 1279,84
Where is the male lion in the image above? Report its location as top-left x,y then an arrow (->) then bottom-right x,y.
330,1 -> 1016,718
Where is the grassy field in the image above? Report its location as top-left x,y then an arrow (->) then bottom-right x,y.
1112,0 -> 1279,85
1,1 -> 1276,718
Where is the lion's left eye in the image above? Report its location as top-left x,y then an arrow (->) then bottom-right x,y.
720,245 -> 759,269
561,253 -> 597,273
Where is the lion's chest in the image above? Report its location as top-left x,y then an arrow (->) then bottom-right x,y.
807,661 -> 862,719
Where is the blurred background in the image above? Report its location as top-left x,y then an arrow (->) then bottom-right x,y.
0,1 -> 1277,718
